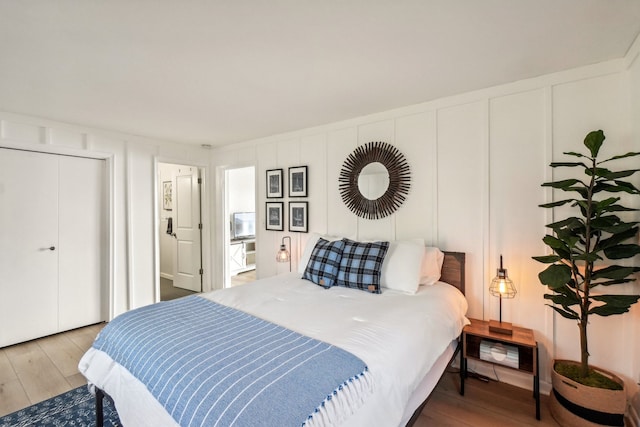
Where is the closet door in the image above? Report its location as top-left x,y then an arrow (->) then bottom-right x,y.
58,156 -> 105,331
0,149 -> 59,347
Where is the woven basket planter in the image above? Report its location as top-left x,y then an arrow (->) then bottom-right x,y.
549,360 -> 626,426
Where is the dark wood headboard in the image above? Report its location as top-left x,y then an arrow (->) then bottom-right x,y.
441,251 -> 465,295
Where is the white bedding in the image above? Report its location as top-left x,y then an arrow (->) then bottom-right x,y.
79,273 -> 468,427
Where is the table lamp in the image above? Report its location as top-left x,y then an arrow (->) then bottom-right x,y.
488,255 -> 517,335
276,236 -> 291,272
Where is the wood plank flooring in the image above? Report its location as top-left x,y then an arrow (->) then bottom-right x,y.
0,323 -> 104,417
230,269 -> 257,287
1,323 -> 560,426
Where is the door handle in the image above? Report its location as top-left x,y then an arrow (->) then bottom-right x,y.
42,246 -> 56,251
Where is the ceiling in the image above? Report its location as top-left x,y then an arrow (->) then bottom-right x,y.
1,1 -> 639,147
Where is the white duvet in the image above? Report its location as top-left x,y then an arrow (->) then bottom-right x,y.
79,273 -> 468,427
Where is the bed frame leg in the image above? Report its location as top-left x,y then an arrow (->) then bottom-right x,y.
95,387 -> 104,427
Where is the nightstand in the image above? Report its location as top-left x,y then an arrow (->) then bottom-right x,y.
461,318 -> 540,420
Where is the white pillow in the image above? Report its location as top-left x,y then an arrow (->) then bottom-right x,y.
420,247 -> 445,285
379,240 -> 425,294
297,232 -> 344,274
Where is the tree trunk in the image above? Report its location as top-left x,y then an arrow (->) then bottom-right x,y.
580,320 -> 589,377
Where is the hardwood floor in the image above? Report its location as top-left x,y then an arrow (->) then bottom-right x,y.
160,277 -> 197,301
417,371 -> 559,426
0,323 -> 105,417
1,322 -> 560,426
230,269 -> 256,287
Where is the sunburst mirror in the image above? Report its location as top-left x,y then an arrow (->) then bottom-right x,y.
338,141 -> 411,219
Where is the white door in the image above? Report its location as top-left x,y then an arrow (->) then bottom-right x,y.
173,167 -> 202,292
0,149 -> 59,347
58,156 -> 105,330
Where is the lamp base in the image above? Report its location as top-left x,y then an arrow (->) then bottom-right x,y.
489,320 -> 513,335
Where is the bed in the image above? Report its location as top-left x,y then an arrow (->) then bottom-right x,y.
79,239 -> 467,427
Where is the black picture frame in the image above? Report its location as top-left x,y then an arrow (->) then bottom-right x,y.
162,181 -> 173,211
288,166 -> 308,197
266,169 -> 283,198
265,202 -> 284,231
288,201 -> 308,233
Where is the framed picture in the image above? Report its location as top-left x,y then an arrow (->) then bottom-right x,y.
289,201 -> 308,233
288,166 -> 308,197
163,181 -> 173,210
265,202 -> 284,231
266,169 -> 283,198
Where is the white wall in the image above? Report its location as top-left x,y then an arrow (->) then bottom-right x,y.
211,44 -> 640,395
228,166 -> 255,216
0,113 -> 211,317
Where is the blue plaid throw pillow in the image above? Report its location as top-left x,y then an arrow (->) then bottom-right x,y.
336,239 -> 390,294
302,238 -> 346,288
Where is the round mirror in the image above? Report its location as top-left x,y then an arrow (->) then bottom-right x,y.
339,141 -> 411,219
357,162 -> 389,200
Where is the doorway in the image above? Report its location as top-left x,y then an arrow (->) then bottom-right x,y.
158,162 -> 203,301
225,166 -> 256,287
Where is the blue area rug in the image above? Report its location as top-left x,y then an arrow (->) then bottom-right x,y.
0,385 -> 121,427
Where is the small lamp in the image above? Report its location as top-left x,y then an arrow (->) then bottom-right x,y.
488,255 -> 517,335
276,236 -> 291,272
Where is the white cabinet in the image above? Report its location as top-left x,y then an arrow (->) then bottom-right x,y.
0,148 -> 105,347
229,239 -> 256,275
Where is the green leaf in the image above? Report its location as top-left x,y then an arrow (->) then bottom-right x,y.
613,180 -> 640,194
599,151 -> 640,164
596,222 -> 638,234
544,291 -> 580,306
584,130 -> 605,157
539,199 -> 576,208
572,252 -> 601,262
588,295 -> 640,316
593,183 -> 628,193
591,265 -> 639,280
596,226 -> 637,250
543,235 -> 567,249
589,305 -> 633,316
564,151 -> 589,159
555,229 -> 581,248
605,205 -> 639,212
538,264 -> 572,289
532,255 -> 561,264
542,179 -> 583,189
594,197 -> 620,211
570,187 -> 590,199
547,304 -> 580,320
589,216 -> 619,230
595,169 -> 640,180
604,244 -> 640,259
550,162 -> 588,168
591,294 -> 640,307
591,278 -> 636,287
586,167 -> 611,177
546,217 -> 584,230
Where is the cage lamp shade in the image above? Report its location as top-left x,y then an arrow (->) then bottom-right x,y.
489,256 -> 517,299
276,236 -> 291,272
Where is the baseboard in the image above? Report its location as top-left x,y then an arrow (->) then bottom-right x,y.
160,272 -> 174,280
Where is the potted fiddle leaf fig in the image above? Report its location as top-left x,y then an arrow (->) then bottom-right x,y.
533,129 -> 640,426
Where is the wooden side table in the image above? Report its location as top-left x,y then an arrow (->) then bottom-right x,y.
461,318 -> 540,420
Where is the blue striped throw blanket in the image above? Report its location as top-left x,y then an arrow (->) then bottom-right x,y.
92,295 -> 371,427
